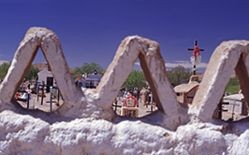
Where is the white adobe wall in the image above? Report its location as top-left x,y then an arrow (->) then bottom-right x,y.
0,110 -> 248,155
0,27 -> 187,129
0,27 -> 249,154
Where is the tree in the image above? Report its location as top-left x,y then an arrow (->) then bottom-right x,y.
0,63 -> 38,81
24,65 -> 39,81
0,63 -> 10,80
122,70 -> 146,90
72,62 -> 104,77
167,65 -> 192,86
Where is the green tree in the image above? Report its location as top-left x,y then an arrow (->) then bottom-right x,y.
167,65 -> 192,86
72,62 -> 104,77
0,63 -> 38,81
0,63 -> 10,80
122,70 -> 146,90
24,65 -> 39,80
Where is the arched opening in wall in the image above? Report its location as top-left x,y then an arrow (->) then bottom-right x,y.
212,59 -> 249,122
112,60 -> 159,118
13,49 -> 64,112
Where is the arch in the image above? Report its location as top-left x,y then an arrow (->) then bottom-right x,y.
0,27 -> 187,129
0,27 -> 83,110
95,36 -> 185,128
189,40 -> 249,121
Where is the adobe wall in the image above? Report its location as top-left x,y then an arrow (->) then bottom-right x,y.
0,27 -> 249,154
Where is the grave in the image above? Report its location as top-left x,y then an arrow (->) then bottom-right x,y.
0,27 -> 249,154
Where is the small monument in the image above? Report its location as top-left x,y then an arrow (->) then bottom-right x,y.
121,93 -> 138,117
174,76 -> 200,105
174,41 -> 204,105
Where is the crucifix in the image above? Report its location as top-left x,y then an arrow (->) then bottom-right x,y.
188,40 -> 204,75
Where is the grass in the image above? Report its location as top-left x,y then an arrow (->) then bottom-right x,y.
225,77 -> 240,94
225,84 -> 240,94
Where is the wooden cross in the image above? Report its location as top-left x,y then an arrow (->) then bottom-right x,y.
188,40 -> 204,75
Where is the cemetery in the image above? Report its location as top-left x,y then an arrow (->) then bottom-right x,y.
0,27 -> 249,154
13,63 -> 64,112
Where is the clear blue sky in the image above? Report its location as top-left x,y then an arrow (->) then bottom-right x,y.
1,0 -> 249,68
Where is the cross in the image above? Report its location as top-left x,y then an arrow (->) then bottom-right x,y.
112,98 -> 122,114
187,40 -> 204,75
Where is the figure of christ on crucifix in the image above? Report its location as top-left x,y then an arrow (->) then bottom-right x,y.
188,40 -> 204,75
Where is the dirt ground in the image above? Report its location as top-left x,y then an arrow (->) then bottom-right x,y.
17,92 -> 64,112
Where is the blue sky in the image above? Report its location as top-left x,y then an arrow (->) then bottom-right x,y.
1,0 -> 249,68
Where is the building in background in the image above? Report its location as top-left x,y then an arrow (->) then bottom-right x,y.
35,63 -> 55,92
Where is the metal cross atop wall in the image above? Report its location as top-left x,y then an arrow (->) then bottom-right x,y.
187,40 -> 204,75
